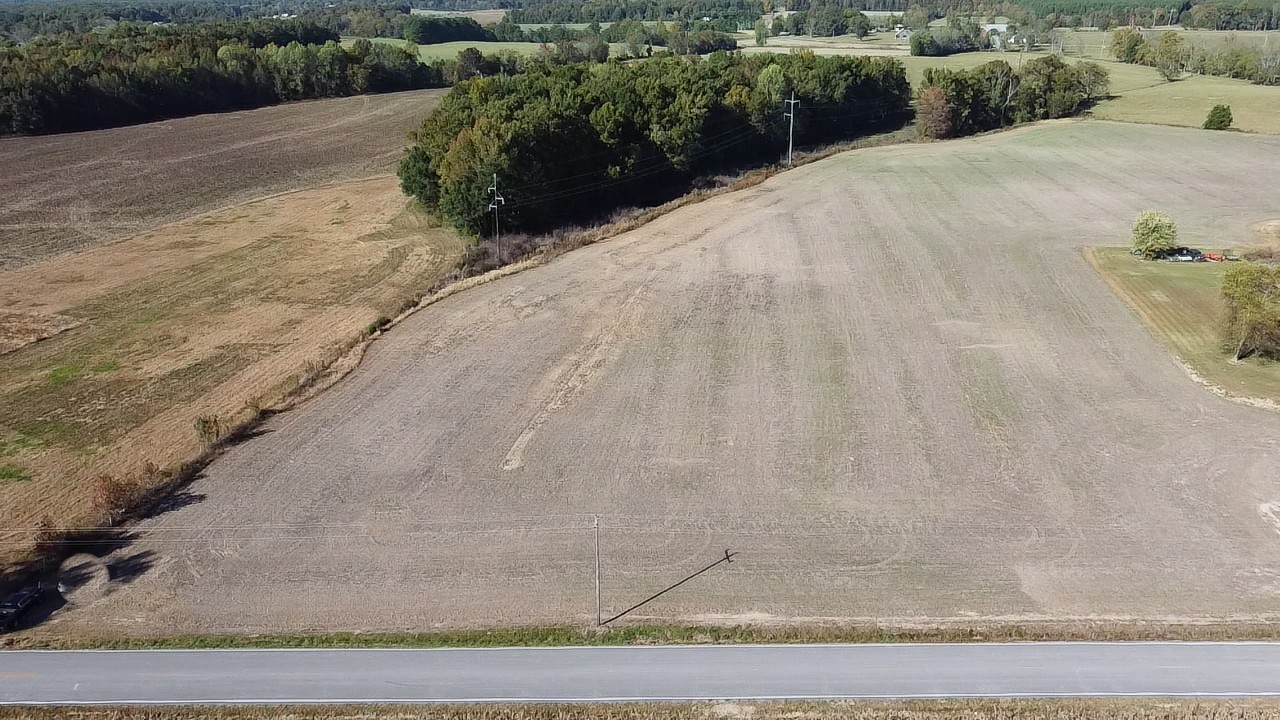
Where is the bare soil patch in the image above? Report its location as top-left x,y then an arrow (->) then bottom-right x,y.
44,121 -> 1280,637
0,89 -> 445,270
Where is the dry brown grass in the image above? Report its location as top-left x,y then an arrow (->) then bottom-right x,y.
11,620 -> 1280,649
5,700 -> 1280,720
0,176 -> 465,573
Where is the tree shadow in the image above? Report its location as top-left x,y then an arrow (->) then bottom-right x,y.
224,426 -> 273,446
106,550 -> 156,585
1,528 -> 159,637
149,491 -> 206,519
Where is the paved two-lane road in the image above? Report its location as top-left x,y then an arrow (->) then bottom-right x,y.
4,643 -> 1280,704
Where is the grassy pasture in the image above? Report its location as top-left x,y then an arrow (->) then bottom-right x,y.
1090,72 -> 1280,134
1089,247 -> 1280,406
409,8 -> 507,25
347,37 -> 630,61
894,51 -> 1280,133
411,40 -> 552,60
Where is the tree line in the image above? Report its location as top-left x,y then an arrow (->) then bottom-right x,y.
398,52 -> 912,237
908,17 -> 988,55
506,0 -> 763,26
914,55 -> 1109,137
0,1 -> 431,43
1110,26 -> 1280,84
767,5 -> 874,37
0,21 -> 441,134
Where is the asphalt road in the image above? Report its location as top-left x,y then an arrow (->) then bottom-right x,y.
4,643 -> 1280,704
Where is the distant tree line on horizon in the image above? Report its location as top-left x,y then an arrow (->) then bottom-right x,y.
406,13 -> 738,53
505,0 -> 762,26
0,20 -> 442,134
1110,25 -> 1279,84
398,52 -> 912,237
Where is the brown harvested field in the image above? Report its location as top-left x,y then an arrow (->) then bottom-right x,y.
39,120 -> 1280,638
0,88 -> 445,270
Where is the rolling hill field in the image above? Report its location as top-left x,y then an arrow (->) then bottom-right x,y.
43,120 -> 1280,637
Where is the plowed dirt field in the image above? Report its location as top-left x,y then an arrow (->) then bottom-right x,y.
50,120 -> 1280,635
0,89 -> 445,270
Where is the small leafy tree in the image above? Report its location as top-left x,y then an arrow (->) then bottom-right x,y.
1222,261 -> 1280,361
916,86 -> 954,138
1204,104 -> 1233,130
1131,211 -> 1178,259
754,20 -> 769,46
1152,30 -> 1186,80
1110,26 -> 1149,63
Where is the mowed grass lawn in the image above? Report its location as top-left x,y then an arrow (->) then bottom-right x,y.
1090,72 -> 1280,134
1089,247 -> 1280,405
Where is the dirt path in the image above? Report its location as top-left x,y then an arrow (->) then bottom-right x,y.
47,120 -> 1280,636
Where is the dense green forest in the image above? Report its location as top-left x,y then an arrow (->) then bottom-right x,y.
0,20 -> 439,134
908,17 -> 985,55
769,5 -> 874,36
0,1 -> 428,42
506,0 -> 763,26
398,52 -> 911,236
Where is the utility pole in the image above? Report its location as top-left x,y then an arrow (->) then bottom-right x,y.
783,91 -> 799,166
593,515 -> 602,626
487,173 -> 505,259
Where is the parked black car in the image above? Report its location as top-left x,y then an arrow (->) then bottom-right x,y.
0,584 -> 45,632
1159,247 -> 1205,262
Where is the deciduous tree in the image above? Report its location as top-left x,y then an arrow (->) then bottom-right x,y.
1130,211 -> 1178,259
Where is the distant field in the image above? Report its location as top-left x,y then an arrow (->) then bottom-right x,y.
414,40 -> 553,60
0,89 -> 445,270
348,37 -> 630,61
517,21 -> 661,30
1061,28 -> 1280,59
869,50 -> 1280,134
409,8 -> 506,25
1090,72 -> 1280,134
1089,247 -> 1280,407
345,37 -> 557,60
